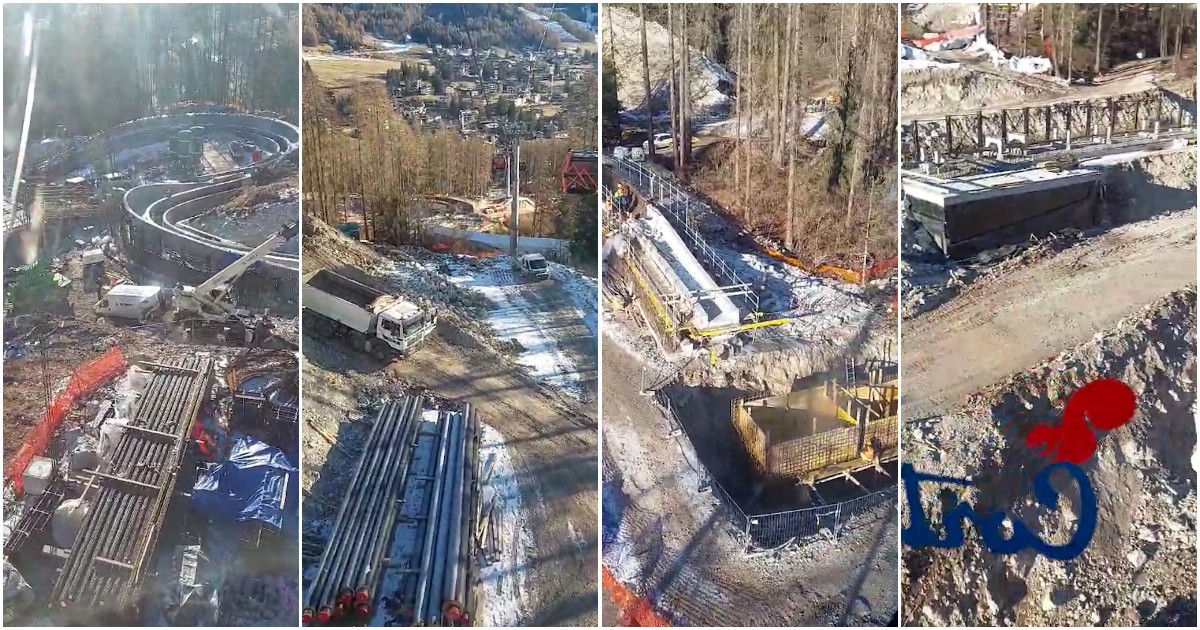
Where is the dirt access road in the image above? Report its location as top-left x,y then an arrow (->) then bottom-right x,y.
391,325 -> 598,626
902,58 -> 1171,122
602,334 -> 898,626
454,263 -> 598,400
903,210 -> 1196,420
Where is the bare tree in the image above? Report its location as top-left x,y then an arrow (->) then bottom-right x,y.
1066,3 -> 1075,82
743,4 -> 753,219
640,5 -> 654,158
680,3 -> 692,177
784,4 -> 798,251
771,2 -> 783,165
1174,3 -> 1185,69
733,3 -> 741,201
667,4 -> 678,170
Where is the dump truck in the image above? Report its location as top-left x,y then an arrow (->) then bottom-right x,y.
302,268 -> 436,359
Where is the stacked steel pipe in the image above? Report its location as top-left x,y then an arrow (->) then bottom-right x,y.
51,356 -> 213,609
303,397 -> 424,625
303,399 -> 480,627
412,404 -> 479,627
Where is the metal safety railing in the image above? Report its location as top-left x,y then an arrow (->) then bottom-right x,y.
610,156 -> 760,313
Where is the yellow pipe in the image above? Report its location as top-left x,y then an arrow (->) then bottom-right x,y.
680,317 -> 791,339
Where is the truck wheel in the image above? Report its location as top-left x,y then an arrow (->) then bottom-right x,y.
372,345 -> 388,361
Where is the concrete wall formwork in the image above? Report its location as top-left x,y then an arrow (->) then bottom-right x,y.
736,381 -> 899,481
905,169 -> 1103,259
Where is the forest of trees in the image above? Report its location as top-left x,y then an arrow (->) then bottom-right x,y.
303,64 -> 492,242
606,3 -> 897,267
303,3 -> 574,51
974,3 -> 1195,79
303,64 -> 591,250
2,3 -> 299,139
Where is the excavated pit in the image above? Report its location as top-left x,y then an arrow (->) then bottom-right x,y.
903,287 -> 1197,626
661,364 -> 897,520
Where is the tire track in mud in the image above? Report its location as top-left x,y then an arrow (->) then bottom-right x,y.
903,210 -> 1197,420
463,265 -> 596,400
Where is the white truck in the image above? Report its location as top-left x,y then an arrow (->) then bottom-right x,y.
96,222 -> 298,346
302,268 -> 436,360
514,253 -> 550,280
94,285 -> 167,323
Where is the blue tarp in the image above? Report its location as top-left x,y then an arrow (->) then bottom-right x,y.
192,435 -> 298,532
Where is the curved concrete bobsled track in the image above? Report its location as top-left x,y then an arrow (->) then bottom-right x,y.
39,113 -> 301,306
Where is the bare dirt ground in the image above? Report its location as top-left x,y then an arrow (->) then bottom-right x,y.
903,288 -> 1197,626
902,207 -> 1196,421
391,330 -> 598,626
602,329 -> 898,627
902,57 -> 1182,121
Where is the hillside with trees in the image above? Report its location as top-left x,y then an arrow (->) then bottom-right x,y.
303,3 -> 582,51
2,3 -> 299,139
604,3 -> 897,268
303,63 -> 594,249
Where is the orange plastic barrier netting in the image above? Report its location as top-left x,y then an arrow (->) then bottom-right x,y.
762,248 -> 899,285
603,565 -> 672,627
6,346 -> 127,493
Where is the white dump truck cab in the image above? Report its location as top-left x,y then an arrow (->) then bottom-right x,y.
95,285 -> 166,323
375,299 -> 438,352
515,253 -> 550,280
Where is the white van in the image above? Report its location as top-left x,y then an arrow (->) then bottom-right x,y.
514,253 -> 550,280
95,285 -> 166,323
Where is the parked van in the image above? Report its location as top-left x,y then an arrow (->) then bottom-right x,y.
95,285 -> 166,323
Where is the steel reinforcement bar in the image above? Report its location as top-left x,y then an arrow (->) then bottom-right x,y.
51,356 -> 213,610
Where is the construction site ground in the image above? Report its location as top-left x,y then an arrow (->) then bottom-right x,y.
902,287 -> 1197,626
903,206 -> 1196,421
901,53 -> 1192,121
3,243 -> 301,625
300,221 -> 598,626
4,228 -> 216,461
601,327 -> 898,626
900,60 -> 1198,623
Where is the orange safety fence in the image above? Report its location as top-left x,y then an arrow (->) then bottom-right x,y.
6,346 -> 127,494
762,247 -> 899,285
602,565 -> 672,627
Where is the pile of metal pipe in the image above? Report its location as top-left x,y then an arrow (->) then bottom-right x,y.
411,404 -> 479,627
303,396 -> 424,625
51,356 -> 213,609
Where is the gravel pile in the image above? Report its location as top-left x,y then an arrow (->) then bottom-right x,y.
903,287 -> 1197,626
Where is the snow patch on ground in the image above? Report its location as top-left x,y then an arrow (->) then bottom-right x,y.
476,424 -> 535,627
550,263 -> 599,337
446,259 -> 585,398
649,187 -> 874,345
